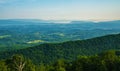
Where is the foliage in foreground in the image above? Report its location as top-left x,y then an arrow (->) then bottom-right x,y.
0,50 -> 120,71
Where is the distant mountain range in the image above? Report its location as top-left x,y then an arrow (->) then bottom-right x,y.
0,19 -> 70,25
1,19 -> 120,29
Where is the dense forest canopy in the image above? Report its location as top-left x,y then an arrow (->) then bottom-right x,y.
0,33 -> 120,64
0,50 -> 120,71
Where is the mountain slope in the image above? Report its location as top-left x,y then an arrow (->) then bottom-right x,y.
0,33 -> 120,64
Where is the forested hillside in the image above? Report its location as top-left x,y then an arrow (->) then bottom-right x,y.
0,33 -> 120,64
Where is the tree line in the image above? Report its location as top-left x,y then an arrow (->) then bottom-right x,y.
0,50 -> 120,71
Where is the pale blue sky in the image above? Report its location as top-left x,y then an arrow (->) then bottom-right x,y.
0,0 -> 120,21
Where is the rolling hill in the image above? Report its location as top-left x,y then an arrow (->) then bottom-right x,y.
0,19 -> 120,52
0,33 -> 120,64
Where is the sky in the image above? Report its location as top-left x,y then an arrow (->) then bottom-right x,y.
0,0 -> 120,21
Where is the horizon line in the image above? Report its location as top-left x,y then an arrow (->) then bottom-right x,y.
0,18 -> 120,22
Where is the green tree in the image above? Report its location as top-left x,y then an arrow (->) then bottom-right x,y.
40,64 -> 46,71
6,54 -> 25,71
53,59 -> 66,71
24,59 -> 35,71
101,50 -> 117,71
6,54 -> 35,71
0,60 -> 8,71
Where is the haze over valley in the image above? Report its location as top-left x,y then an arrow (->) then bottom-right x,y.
0,19 -> 120,51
